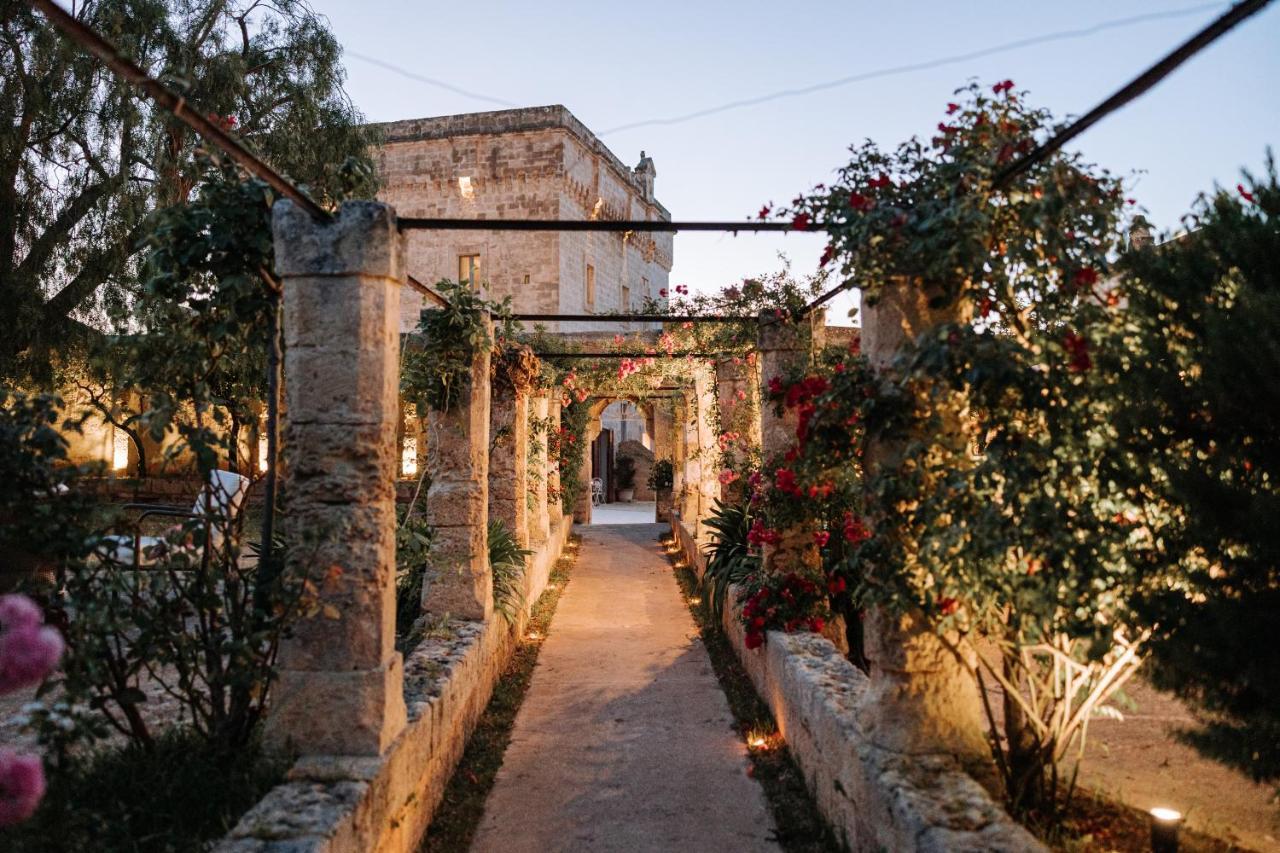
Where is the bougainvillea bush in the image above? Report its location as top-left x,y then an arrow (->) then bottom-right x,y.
784,80 -> 1158,817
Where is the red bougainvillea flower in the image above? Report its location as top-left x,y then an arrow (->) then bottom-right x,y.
757,203 -> 772,220
937,122 -> 958,135
774,468 -> 800,496
813,530 -> 830,548
659,288 -> 668,297
993,79 -> 1014,94
827,575 -> 846,595
1238,183 -> 1256,203
868,172 -> 893,190
848,191 -> 873,212
818,243 -> 836,268
938,597 -> 959,616
946,102 -> 960,115
808,617 -> 825,634
675,284 -> 689,295
791,212 -> 811,231
1063,332 -> 1092,372
768,376 -> 784,395
0,750 -> 45,826
979,296 -> 993,318
1072,267 -> 1100,289
842,513 -> 871,544
744,630 -> 764,650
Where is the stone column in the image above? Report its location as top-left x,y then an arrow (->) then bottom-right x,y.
424,314 -> 492,621
756,311 -> 825,578
573,428 -> 593,525
529,394 -> 551,545
489,381 -> 529,550
547,398 -> 564,529
860,278 -> 988,761
692,365 -> 721,549
267,200 -> 407,757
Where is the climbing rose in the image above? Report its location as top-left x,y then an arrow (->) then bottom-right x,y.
993,79 -> 1014,94
1072,267 -> 1100,288
868,172 -> 892,190
813,530 -> 830,548
0,750 -> 44,826
1238,183 -> 1256,203
818,243 -> 835,267
757,203 -> 771,220
808,617 -> 825,634
745,630 -> 764,650
848,191 -> 873,212
0,596 -> 41,632
659,288 -> 668,297
791,212 -> 811,231
946,102 -> 960,114
719,469 -> 739,486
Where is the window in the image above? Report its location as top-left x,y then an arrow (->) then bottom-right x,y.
458,254 -> 481,289
585,263 -> 595,307
621,285 -> 631,311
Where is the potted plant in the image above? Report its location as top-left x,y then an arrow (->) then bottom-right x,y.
648,459 -> 675,522
614,456 -> 637,503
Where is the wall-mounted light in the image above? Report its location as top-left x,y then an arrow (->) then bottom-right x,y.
402,436 -> 418,478
1150,807 -> 1182,853
112,428 -> 130,472
458,175 -> 475,200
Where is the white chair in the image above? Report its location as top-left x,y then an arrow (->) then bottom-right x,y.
98,469 -> 251,568
590,477 -> 605,506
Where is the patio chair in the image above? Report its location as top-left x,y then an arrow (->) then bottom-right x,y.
97,469 -> 251,568
591,477 -> 605,506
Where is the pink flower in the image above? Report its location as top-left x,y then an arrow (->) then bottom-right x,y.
719,469 -> 740,486
0,596 -> 41,632
659,288 -> 668,297
813,530 -> 830,548
946,102 -> 960,115
0,750 -> 44,826
0,595 -> 62,695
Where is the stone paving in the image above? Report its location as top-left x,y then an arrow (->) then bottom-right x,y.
470,523 -> 779,853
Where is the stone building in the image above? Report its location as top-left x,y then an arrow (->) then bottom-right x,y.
373,105 -> 673,333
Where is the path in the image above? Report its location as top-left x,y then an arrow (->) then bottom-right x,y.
470,524 -> 779,853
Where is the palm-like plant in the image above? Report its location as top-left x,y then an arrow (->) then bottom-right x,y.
701,499 -> 760,622
489,519 -> 530,625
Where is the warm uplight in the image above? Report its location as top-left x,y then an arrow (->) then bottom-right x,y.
749,736 -> 767,749
1150,807 -> 1182,853
688,597 -> 702,606
526,631 -> 542,641
402,437 -> 418,478
257,434 -> 269,473
457,176 -> 474,200
112,428 -> 129,471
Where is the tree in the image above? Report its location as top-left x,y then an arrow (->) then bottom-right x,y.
1116,160 -> 1280,784
0,0 -> 376,381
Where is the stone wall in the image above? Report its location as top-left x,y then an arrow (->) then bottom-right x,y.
372,105 -> 672,334
669,518 -> 1044,853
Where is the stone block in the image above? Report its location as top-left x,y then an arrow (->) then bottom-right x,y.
422,524 -> 492,621
266,659 -> 407,757
282,275 -> 399,352
274,200 -> 404,281
284,346 -> 399,427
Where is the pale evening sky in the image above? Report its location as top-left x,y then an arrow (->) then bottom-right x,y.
308,1 -> 1280,324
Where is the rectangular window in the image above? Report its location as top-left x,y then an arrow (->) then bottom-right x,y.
458,254 -> 481,289
585,263 -> 595,307
621,285 -> 631,311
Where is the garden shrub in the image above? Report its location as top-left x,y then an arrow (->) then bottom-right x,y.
488,519 -> 529,626
701,499 -> 759,622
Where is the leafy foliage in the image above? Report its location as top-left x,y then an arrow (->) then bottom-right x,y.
0,0 -> 376,381
738,572 -> 831,651
488,519 -> 529,626
613,455 -> 637,491
1114,159 -> 1280,784
701,499 -> 760,622
395,508 -> 434,642
402,279 -> 517,413
647,458 -> 674,491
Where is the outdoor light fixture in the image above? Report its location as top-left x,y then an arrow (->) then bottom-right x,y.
749,736 -> 767,749
112,428 -> 130,472
526,631 -> 542,641
688,596 -> 702,605
1150,807 -> 1182,853
457,176 -> 474,200
401,437 -> 418,478
257,434 -> 269,473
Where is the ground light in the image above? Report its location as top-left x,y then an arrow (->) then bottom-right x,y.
1149,807 -> 1182,853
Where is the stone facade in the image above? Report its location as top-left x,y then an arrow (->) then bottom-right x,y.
373,106 -> 673,333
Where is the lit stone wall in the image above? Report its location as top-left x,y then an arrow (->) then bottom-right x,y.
372,106 -> 672,334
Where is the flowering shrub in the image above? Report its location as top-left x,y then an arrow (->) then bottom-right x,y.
784,81 -> 1151,816
739,572 -> 831,650
0,594 -> 63,826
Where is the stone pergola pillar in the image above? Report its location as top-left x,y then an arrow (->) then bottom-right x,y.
651,401 -> 676,522
692,365 -> 721,548
489,379 -> 529,549
424,314 -> 493,621
573,427 -> 593,525
547,398 -> 564,529
529,394 -> 551,545
756,311 -> 825,578
860,279 -> 988,761
267,200 -> 407,757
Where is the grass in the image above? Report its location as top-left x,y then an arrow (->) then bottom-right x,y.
662,531 -> 840,853
418,535 -> 580,852
0,728 -> 286,853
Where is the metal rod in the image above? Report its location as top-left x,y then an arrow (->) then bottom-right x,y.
993,0 -> 1273,188
399,218 -> 805,233
804,0 -> 1273,316
27,0 -> 444,305
535,352 -> 729,358
514,313 -> 756,323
